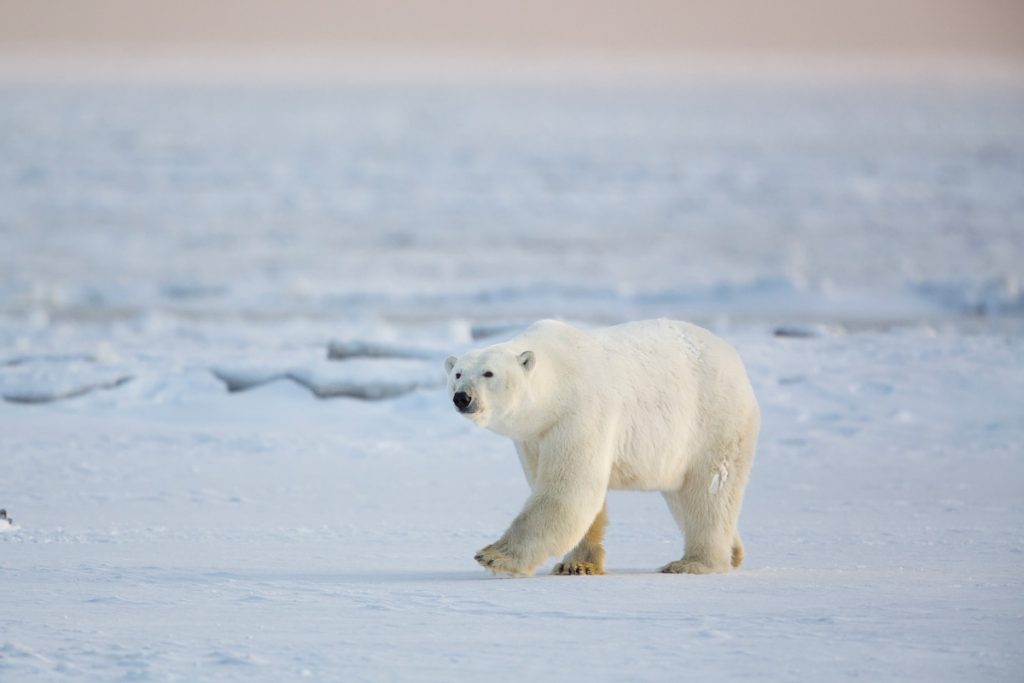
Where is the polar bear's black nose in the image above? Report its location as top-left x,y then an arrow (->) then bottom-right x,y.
453,391 -> 472,410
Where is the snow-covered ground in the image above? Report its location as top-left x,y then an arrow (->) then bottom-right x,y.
1,77 -> 1023,681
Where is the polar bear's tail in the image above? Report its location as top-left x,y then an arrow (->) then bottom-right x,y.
731,538 -> 744,568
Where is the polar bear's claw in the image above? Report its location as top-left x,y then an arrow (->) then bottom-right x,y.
552,561 -> 604,576
475,543 -> 531,576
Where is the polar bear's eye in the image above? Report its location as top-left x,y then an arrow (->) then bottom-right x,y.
483,371 -> 494,378
455,372 -> 461,379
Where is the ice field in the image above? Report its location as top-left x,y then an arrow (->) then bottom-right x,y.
1,76 -> 1023,681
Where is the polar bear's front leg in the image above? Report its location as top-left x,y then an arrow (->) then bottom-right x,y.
552,502 -> 607,575
475,492 -> 605,576
476,438 -> 611,577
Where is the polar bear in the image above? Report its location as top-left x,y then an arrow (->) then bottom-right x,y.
445,318 -> 759,577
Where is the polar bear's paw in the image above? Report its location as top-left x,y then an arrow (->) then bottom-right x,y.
552,561 -> 604,575
474,542 -> 533,577
659,559 -> 723,575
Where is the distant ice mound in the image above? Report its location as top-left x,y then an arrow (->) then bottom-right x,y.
326,340 -> 442,361
325,326 -> 523,359
0,355 -> 133,404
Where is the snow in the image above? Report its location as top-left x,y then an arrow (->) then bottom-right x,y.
1,73 -> 1023,681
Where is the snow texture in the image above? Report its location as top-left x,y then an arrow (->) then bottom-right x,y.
1,75 -> 1023,682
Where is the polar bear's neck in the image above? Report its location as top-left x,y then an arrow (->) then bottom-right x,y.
486,329 -> 586,441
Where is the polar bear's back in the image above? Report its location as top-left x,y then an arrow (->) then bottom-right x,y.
522,318 -> 747,387
518,317 -> 756,418
594,318 -> 721,360
593,318 -> 744,375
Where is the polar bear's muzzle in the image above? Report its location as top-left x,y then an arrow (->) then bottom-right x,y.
453,391 -> 479,414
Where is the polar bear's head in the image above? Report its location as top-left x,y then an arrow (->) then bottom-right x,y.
444,347 -> 536,435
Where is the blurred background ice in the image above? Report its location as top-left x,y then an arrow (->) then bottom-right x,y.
1,1 -> 1022,333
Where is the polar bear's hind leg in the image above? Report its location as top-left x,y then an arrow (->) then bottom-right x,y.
660,424 -> 756,575
659,480 -> 737,574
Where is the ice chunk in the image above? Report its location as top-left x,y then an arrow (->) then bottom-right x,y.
0,357 -> 133,404
326,340 -> 442,361
0,509 -> 15,533
212,358 -> 444,400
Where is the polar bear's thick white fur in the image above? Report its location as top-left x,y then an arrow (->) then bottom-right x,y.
445,318 -> 759,577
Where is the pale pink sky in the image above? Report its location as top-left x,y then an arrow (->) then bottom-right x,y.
2,0 -> 1022,59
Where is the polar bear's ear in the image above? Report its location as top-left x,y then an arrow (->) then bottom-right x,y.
517,350 -> 535,372
445,356 -> 458,374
